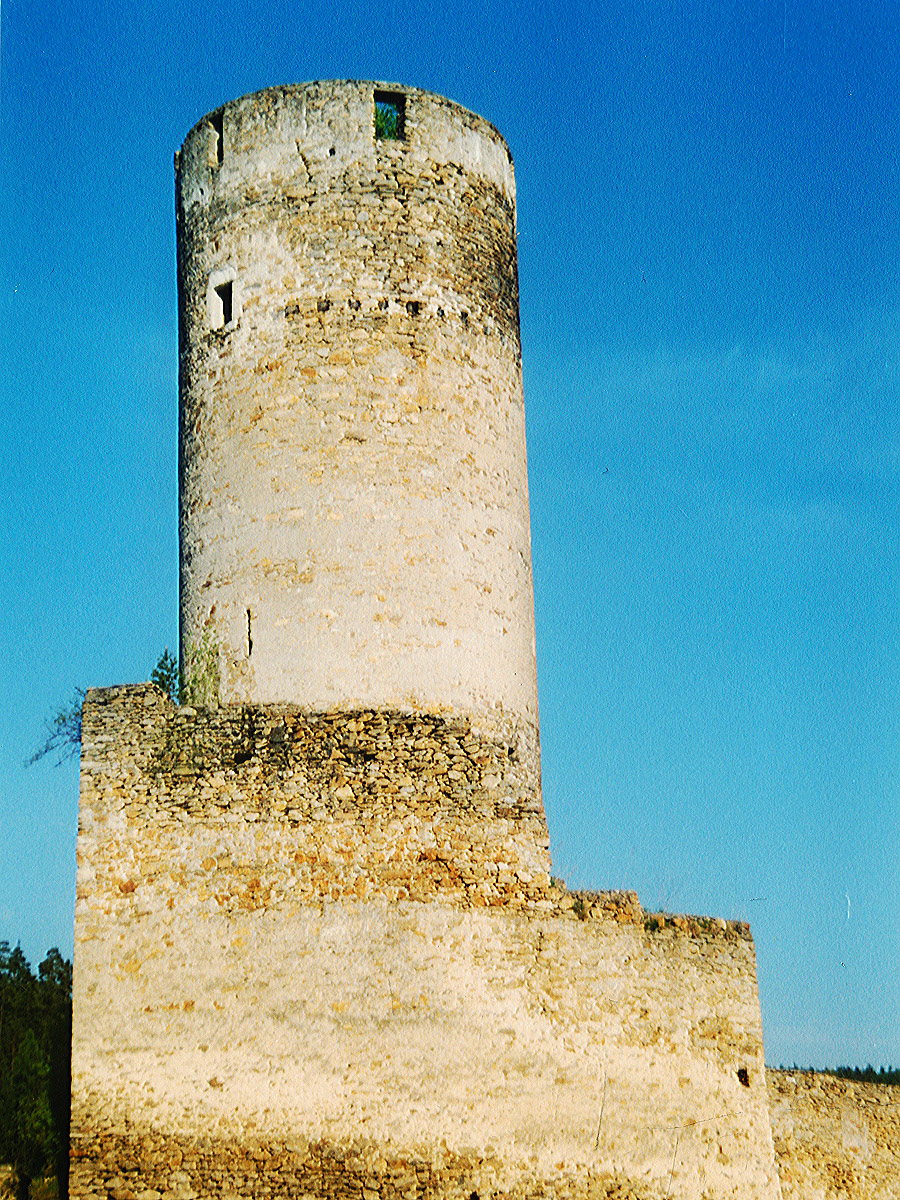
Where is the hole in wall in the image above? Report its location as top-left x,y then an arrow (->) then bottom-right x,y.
374,90 -> 405,140
208,273 -> 237,330
329,146 -> 336,156
211,280 -> 233,328
246,609 -> 253,658
737,1067 -> 750,1087
378,298 -> 389,311
348,299 -> 360,311
317,298 -> 330,313
406,300 -> 420,316
210,111 -> 224,165
460,311 -> 469,328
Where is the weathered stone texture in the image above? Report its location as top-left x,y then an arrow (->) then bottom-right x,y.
71,80 -> 795,1200
176,81 -> 537,747
76,685 -> 549,910
73,689 -> 781,1200
768,1070 -> 900,1198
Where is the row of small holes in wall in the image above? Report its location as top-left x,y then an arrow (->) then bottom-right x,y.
311,297 -> 470,324
208,93 -> 405,167
211,290 -> 470,332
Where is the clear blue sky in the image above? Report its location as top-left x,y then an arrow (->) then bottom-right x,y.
1,0 -> 897,1070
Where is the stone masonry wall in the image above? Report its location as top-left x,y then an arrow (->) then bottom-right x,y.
76,686 -> 549,909
768,1070 -> 900,1199
176,82 -> 538,736
72,686 -> 782,1200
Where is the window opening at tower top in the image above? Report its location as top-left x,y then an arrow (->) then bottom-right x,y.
374,91 -> 405,140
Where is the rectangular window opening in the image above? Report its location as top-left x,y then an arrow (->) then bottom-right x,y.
374,91 -> 405,141
210,111 -> 225,165
213,280 -> 233,328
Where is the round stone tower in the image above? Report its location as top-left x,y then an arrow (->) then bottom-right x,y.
176,81 -> 539,786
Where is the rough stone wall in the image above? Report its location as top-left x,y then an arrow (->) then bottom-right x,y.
768,1070 -> 900,1199
176,82 -> 537,742
75,686 -> 550,909
72,687 -> 782,1200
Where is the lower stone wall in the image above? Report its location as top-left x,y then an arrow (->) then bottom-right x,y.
768,1070 -> 900,1199
77,685 -> 549,910
68,1131 -> 673,1200
72,897 -> 780,1200
72,685 -> 782,1200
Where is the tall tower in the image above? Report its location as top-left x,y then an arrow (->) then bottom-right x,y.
176,80 -> 541,805
69,83 -> 785,1200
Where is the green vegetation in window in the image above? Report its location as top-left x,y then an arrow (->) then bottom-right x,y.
375,100 -> 401,141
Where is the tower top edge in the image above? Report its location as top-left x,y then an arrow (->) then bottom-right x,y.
178,80 -> 511,158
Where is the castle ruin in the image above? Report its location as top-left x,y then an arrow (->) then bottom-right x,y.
70,80 -> 895,1200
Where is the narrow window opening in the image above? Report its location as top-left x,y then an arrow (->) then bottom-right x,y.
212,280 -> 233,328
210,111 -> 224,165
246,608 -> 253,657
374,91 -> 405,141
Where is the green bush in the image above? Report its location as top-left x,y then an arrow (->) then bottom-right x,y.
375,101 -> 400,140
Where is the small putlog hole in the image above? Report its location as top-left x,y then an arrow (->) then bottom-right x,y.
737,1067 -> 750,1087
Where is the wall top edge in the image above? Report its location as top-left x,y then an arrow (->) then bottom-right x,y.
79,684 -> 753,945
178,80 -> 510,158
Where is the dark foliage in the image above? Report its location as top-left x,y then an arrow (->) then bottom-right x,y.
778,1062 -> 900,1087
25,693 -> 85,767
0,943 -> 72,1197
375,101 -> 400,140
150,648 -> 180,704
828,1064 -> 900,1086
28,650 -> 180,769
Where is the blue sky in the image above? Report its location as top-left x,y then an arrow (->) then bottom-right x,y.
1,0 -> 898,1069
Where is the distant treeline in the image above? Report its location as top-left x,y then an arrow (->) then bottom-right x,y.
826,1065 -> 900,1086
0,942 -> 71,1200
776,1063 -> 900,1086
